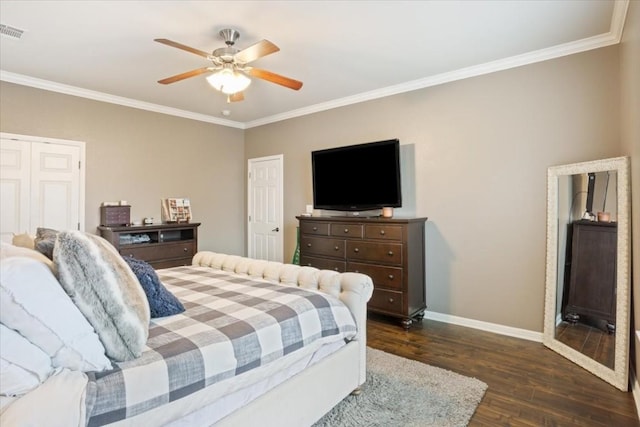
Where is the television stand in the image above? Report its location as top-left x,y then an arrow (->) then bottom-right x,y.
330,214 -> 381,219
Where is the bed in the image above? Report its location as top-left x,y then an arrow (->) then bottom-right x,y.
0,232 -> 374,427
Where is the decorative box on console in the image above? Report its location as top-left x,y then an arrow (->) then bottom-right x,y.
100,205 -> 131,226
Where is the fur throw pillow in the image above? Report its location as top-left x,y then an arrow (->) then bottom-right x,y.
54,231 -> 150,361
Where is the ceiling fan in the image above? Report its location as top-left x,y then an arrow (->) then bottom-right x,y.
155,29 -> 303,102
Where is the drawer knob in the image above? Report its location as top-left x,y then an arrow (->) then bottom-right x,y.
354,248 -> 359,253
388,298 -> 394,303
334,246 -> 340,251
388,251 -> 394,256
388,274 -> 394,280
307,243 -> 312,247
380,230 -> 385,235
183,247 -> 188,252
334,267 -> 339,271
312,226 -> 318,231
344,228 -> 349,233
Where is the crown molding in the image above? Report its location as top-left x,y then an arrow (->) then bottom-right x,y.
246,0 -> 629,128
1,0 -> 628,130
246,7 -> 628,128
0,71 -> 246,129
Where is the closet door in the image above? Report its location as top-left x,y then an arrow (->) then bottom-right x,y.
0,136 -> 83,243
0,139 -> 30,242
30,142 -> 81,232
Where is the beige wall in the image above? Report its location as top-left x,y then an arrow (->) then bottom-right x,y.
0,82 -> 246,255
0,41 -> 627,336
620,1 -> 640,383
246,46 -> 621,332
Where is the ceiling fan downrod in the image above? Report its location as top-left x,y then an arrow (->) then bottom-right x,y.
219,28 -> 240,46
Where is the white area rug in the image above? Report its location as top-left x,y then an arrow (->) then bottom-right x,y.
314,347 -> 488,427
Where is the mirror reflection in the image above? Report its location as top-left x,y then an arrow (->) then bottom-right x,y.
543,156 -> 630,391
555,171 -> 617,369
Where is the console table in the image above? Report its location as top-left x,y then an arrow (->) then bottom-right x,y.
98,222 -> 200,269
297,216 -> 427,328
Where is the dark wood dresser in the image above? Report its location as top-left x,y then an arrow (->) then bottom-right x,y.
98,222 -> 200,269
297,216 -> 427,328
563,220 -> 617,332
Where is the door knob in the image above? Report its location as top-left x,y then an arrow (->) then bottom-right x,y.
272,227 -> 280,232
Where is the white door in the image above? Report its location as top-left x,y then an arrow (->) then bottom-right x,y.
30,142 -> 81,231
248,155 -> 283,262
0,139 -> 30,242
0,134 -> 84,243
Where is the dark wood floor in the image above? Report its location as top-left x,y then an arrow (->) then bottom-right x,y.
367,314 -> 639,426
556,320 -> 615,369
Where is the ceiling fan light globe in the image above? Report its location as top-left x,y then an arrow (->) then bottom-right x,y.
206,69 -> 251,94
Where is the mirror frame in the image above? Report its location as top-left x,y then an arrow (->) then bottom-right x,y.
543,156 -> 631,391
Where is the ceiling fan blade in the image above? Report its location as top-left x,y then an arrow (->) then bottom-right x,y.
228,92 -> 245,102
248,68 -> 303,90
154,38 -> 211,59
158,67 -> 210,84
234,40 -> 279,64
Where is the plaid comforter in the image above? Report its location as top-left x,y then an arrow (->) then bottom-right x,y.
85,266 -> 358,426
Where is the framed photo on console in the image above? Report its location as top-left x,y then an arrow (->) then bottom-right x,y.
161,198 -> 192,223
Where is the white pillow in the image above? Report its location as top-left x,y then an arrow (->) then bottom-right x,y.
11,233 -> 35,250
0,368 -> 88,427
0,257 -> 112,372
0,241 -> 54,272
0,324 -> 53,396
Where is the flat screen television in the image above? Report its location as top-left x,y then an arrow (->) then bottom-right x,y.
312,139 -> 402,212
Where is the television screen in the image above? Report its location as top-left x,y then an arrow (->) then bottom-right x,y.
312,139 -> 402,211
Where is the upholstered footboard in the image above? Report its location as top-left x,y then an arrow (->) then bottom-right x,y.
191,251 -> 374,385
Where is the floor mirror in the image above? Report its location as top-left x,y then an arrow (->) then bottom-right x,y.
543,156 -> 631,391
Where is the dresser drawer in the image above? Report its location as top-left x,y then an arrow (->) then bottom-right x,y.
300,255 -> 345,272
348,262 -> 403,290
150,258 -> 193,269
120,241 -> 195,262
369,289 -> 404,315
330,223 -> 363,239
301,237 -> 345,258
364,224 -> 403,241
300,222 -> 329,236
346,241 -> 402,265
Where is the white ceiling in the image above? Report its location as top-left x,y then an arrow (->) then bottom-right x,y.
0,1 -> 628,129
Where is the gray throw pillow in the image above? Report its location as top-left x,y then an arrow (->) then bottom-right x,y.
34,227 -> 58,260
54,231 -> 150,361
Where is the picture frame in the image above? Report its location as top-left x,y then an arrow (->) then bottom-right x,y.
161,198 -> 192,223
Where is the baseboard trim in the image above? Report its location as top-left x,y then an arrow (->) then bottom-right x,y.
424,310 -> 543,342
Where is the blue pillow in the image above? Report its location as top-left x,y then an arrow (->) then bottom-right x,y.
123,256 -> 185,318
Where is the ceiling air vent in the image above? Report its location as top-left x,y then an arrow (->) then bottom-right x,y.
0,24 -> 25,40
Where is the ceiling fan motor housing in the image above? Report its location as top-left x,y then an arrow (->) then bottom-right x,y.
212,46 -> 239,62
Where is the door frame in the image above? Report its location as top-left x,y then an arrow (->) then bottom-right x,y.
0,132 -> 86,231
247,154 -> 283,261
